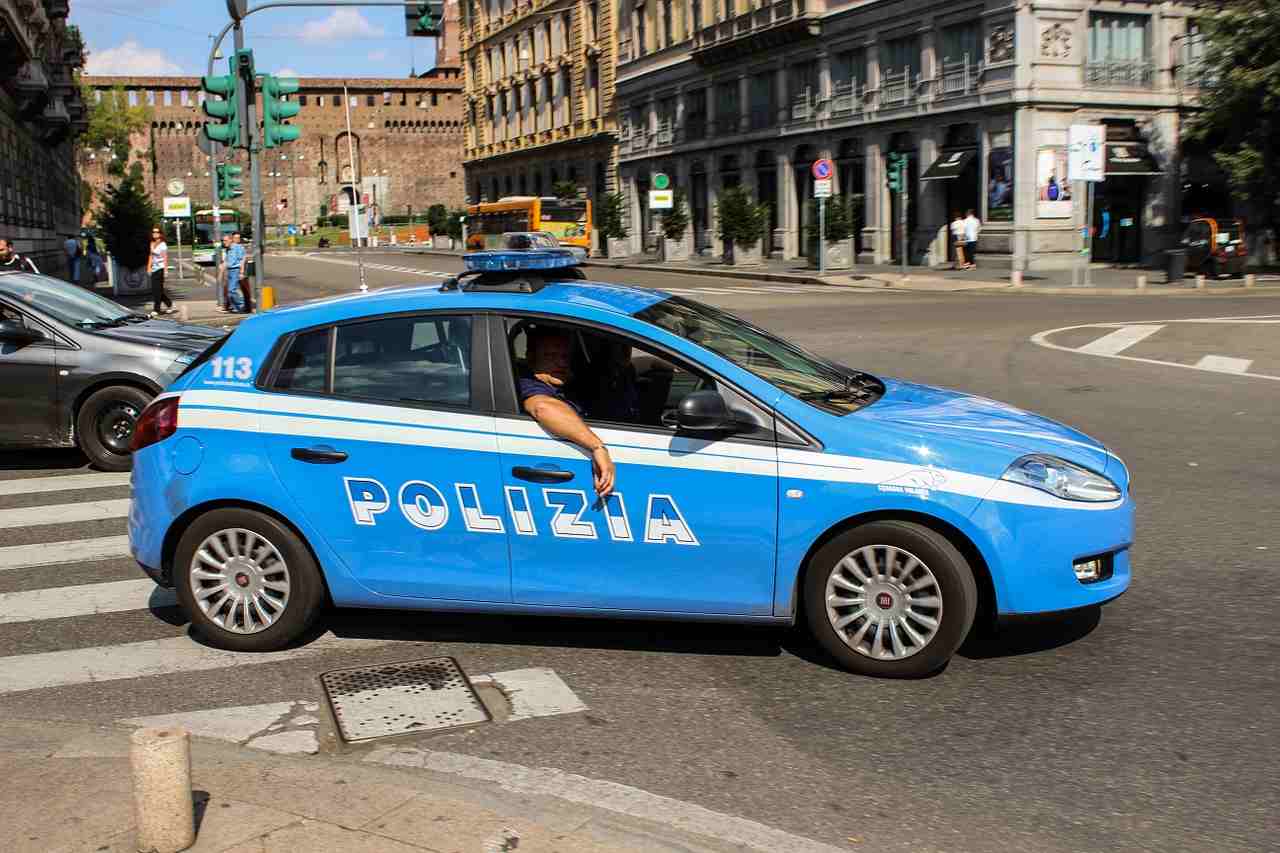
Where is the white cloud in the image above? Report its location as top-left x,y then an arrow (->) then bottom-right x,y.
84,40 -> 184,76
367,49 -> 389,62
298,9 -> 385,41
275,68 -> 299,78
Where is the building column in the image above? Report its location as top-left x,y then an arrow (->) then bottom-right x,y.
865,135 -> 889,264
774,63 -> 788,127
676,157 -> 694,247
708,161 -> 723,257
738,73 -> 750,134
674,84 -> 686,138
704,82 -> 716,132
915,132 -> 945,267
817,49 -> 831,102
1012,105 -> 1035,271
778,150 -> 796,259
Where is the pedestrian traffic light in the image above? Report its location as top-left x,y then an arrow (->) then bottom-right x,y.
202,58 -> 240,146
216,164 -> 244,201
405,1 -> 445,36
887,152 -> 905,193
261,75 -> 302,148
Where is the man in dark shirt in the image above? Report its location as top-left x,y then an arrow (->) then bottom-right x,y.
518,327 -> 616,497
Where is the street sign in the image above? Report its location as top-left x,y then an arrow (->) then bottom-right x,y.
649,189 -> 674,210
814,178 -> 833,198
652,172 -> 671,191
1068,125 -> 1105,182
288,225 -> 299,236
166,179 -> 185,196
812,158 -> 833,180
163,196 -> 192,218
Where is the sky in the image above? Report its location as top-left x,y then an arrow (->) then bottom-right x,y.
73,0 -> 439,79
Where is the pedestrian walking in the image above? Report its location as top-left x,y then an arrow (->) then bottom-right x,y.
962,209 -> 981,270
85,234 -> 103,285
950,211 -> 968,270
149,226 -> 174,315
0,238 -> 39,273
225,232 -> 247,313
216,233 -> 230,311
63,233 -> 80,283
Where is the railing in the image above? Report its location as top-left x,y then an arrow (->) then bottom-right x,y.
656,120 -> 674,145
939,55 -> 980,97
790,91 -> 814,121
829,81 -> 864,116
1085,59 -> 1155,88
693,0 -> 809,50
880,68 -> 914,106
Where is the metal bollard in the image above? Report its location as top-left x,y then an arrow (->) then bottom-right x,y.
130,727 -> 195,853
1136,275 -> 1147,290
1246,273 -> 1257,288
1011,270 -> 1024,287
1196,274 -> 1207,290
261,286 -> 276,310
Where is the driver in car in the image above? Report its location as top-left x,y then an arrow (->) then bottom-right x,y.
518,327 -> 616,498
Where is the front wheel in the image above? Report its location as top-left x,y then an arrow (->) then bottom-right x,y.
174,508 -> 326,651
804,521 -> 977,678
76,385 -> 151,471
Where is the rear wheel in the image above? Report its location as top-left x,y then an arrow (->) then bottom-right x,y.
804,521 -> 977,678
174,508 -> 325,651
75,385 -> 151,472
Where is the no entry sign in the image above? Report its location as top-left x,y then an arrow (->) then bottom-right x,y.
812,158 -> 833,180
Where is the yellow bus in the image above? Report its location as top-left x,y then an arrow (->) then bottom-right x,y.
465,196 -> 592,254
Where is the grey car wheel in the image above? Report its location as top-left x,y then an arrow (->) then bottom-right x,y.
76,385 -> 151,472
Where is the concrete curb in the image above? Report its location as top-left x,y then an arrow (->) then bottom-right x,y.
975,284 -> 1280,296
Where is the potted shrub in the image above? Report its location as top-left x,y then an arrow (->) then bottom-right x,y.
657,191 -> 690,262
805,195 -> 854,270
552,179 -> 581,200
715,186 -> 766,265
598,192 -> 629,259
95,164 -> 159,296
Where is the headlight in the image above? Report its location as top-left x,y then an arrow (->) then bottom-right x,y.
1000,454 -> 1121,502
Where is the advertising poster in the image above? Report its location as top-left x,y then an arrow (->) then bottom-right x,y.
1036,147 -> 1073,218
987,147 -> 1014,222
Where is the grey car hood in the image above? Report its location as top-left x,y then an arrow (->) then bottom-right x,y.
90,319 -> 224,355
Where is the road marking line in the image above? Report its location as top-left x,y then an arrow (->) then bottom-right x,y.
122,701 -> 300,745
1077,324 -> 1165,356
472,667 -> 588,721
0,633 -> 387,694
0,498 -> 131,530
0,473 -> 131,496
366,746 -> 846,853
0,535 -> 132,571
0,579 -> 176,625
1195,355 -> 1253,373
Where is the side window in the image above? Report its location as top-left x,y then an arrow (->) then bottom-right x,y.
508,320 -> 713,429
273,328 -> 329,393
333,315 -> 472,407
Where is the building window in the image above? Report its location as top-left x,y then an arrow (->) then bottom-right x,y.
587,58 -> 600,119
636,6 -> 647,55
589,0 -> 599,41
432,92 -> 438,106
350,95 -> 359,107
333,95 -> 342,106
690,0 -> 701,33
299,94 -> 308,106
880,36 -> 920,103
662,0 -> 673,47
562,11 -> 573,50
383,91 -> 393,105
163,91 -> 172,106
1088,13 -> 1153,86
750,71 -> 775,129
180,90 -> 191,106
560,67 -> 573,125
366,94 -> 375,106
714,80 -> 738,134
941,22 -> 981,66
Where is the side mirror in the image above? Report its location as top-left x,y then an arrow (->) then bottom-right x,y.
0,320 -> 43,344
676,389 -> 735,431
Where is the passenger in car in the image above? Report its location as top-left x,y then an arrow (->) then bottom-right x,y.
518,326 -> 616,498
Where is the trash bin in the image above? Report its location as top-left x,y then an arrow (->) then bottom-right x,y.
1166,248 -> 1187,283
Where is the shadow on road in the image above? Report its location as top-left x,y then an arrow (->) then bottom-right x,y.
958,605 -> 1102,659
0,448 -> 91,472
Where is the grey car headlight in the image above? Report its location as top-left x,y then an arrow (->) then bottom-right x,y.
1000,454 -> 1121,502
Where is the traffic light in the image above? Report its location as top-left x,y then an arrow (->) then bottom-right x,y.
405,1 -> 445,36
887,152 -> 906,193
261,75 -> 302,148
202,58 -> 240,146
216,163 -> 244,201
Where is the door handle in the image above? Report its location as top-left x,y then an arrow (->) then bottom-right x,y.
512,465 -> 573,483
291,446 -> 348,464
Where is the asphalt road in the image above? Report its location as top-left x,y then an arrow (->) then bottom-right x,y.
2,249 -> 1277,852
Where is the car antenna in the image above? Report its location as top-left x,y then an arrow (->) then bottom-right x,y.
341,81 -> 369,294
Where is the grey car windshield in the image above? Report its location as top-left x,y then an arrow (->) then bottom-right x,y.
0,273 -> 132,327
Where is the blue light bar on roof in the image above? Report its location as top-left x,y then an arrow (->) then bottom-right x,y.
463,249 -> 580,273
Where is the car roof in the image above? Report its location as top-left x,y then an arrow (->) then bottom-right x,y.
257,278 -> 670,330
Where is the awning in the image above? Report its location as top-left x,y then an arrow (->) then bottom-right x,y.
1106,142 -> 1164,176
920,148 -> 976,181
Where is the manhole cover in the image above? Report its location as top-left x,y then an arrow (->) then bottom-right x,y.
319,656 -> 490,743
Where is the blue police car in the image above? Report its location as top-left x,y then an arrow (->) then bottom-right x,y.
128,250 -> 1131,678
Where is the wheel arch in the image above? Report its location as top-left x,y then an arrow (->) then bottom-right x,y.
71,374 -> 162,426
790,509 -> 999,635
161,498 -> 334,606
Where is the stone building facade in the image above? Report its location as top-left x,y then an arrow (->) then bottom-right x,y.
1,0 -> 88,275
615,0 -> 1217,270
461,0 -> 620,222
81,67 -> 467,229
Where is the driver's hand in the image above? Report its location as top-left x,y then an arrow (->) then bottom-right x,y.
591,445 -> 615,498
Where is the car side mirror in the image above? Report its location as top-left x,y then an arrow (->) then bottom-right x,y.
676,389 -> 735,431
0,320 -> 43,344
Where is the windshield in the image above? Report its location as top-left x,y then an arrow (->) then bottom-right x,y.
635,296 -> 880,413
0,273 -> 133,327
540,204 -> 587,239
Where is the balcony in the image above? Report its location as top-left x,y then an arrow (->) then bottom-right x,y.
790,92 -> 814,122
655,120 -> 674,146
1085,59 -> 1155,88
829,81 -> 866,117
692,0 -> 818,66
938,56 -> 981,97
879,68 -> 918,108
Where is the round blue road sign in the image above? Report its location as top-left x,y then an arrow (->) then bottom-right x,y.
812,159 -> 833,180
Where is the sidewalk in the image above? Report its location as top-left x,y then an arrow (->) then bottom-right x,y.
3,716 -> 798,853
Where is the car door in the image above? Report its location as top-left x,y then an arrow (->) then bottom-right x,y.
259,311 -> 512,602
0,299 -> 60,446
490,314 -> 779,615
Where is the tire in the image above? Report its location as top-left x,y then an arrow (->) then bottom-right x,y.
75,385 -> 152,472
803,521 -> 977,678
174,508 -> 326,652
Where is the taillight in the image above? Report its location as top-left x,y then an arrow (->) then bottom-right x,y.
130,395 -> 180,452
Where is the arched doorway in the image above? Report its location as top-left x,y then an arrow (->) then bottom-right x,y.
837,138 -> 865,257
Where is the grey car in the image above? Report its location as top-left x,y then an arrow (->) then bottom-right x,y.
0,271 -> 224,470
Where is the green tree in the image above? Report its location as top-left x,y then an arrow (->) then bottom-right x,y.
598,193 -> 627,239
80,82 -> 152,177
715,186 -> 766,250
1184,1 -> 1280,227
805,195 -> 854,241
445,208 -> 467,240
426,203 -> 450,234
94,163 -> 160,269
660,190 -> 690,240
552,179 -> 580,200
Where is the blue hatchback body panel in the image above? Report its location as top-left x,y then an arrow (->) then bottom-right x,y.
131,275 -> 1132,624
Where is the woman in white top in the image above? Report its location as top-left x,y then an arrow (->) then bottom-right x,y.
148,226 -> 174,315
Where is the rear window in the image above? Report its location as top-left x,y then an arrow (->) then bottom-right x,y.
273,328 -> 330,393
332,315 -> 472,407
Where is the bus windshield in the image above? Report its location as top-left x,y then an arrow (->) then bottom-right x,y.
193,211 -> 241,247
